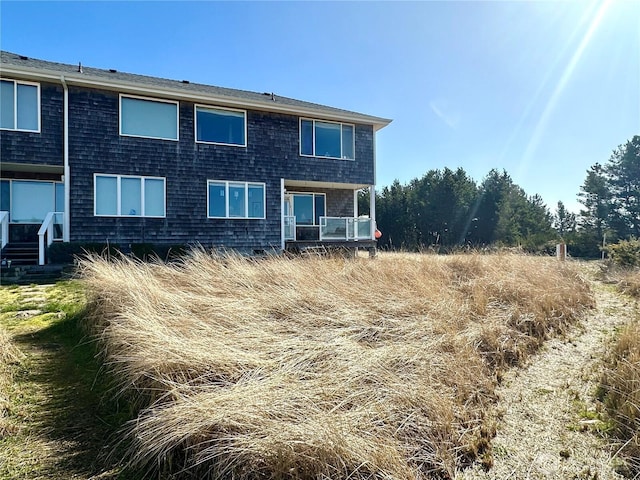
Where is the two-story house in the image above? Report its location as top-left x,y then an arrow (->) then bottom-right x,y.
0,51 -> 391,265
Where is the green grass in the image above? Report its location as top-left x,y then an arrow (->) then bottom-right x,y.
0,281 -> 136,480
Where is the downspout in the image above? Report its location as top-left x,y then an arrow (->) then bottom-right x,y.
60,76 -> 70,242
280,178 -> 285,251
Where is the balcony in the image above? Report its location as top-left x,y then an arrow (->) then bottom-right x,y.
319,216 -> 372,241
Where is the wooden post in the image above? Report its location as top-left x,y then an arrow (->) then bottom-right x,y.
556,242 -> 566,261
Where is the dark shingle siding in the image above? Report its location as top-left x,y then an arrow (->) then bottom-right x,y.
0,82 -> 63,166
67,87 -> 374,249
1,50 -> 381,250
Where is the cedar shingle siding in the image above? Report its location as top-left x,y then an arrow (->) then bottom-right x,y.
0,82 -> 64,167
1,51 -> 388,252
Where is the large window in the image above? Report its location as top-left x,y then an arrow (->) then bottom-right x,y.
208,180 -> 265,219
0,79 -> 39,132
196,105 -> 246,146
94,174 -> 166,217
300,119 -> 354,160
0,180 -> 63,223
120,95 -> 178,141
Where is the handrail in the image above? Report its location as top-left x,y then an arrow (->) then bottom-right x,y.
38,211 -> 64,265
0,211 -> 8,250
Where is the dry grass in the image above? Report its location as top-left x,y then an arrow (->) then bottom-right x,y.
80,251 -> 594,479
599,268 -> 640,475
618,269 -> 640,298
600,319 -> 640,475
0,326 -> 23,438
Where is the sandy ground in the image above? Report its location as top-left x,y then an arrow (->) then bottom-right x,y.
458,272 -> 638,480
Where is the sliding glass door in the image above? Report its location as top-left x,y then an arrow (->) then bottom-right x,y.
1,180 -> 64,223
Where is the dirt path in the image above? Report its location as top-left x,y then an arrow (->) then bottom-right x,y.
458,274 -> 638,480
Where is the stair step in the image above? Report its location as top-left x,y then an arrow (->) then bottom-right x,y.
2,242 -> 39,267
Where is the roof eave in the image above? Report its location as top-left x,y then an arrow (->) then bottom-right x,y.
0,64 -> 392,130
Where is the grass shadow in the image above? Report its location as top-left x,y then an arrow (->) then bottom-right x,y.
9,307 -> 139,479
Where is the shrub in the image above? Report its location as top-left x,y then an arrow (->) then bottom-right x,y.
47,242 -> 187,264
47,242 -> 121,264
606,238 -> 640,267
129,243 -> 187,261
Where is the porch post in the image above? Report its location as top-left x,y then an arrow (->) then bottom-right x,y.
280,178 -> 285,251
353,190 -> 359,217
369,185 -> 376,239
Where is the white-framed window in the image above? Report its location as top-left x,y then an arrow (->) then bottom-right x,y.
300,118 -> 354,160
207,180 -> 265,219
286,192 -> 326,226
119,94 -> 179,141
0,79 -> 40,132
195,105 -> 247,146
0,179 -> 63,223
94,174 -> 166,217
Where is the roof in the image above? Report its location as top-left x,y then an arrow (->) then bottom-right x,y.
0,51 -> 392,130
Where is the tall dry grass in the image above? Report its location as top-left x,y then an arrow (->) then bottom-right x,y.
81,251 -> 593,479
600,268 -> 640,474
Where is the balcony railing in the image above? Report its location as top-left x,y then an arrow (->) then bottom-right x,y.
319,216 -> 372,241
0,211 -> 8,250
38,212 -> 64,265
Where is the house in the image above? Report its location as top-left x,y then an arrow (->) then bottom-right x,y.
0,51 -> 391,265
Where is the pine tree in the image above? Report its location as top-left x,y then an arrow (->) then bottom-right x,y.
554,201 -> 577,239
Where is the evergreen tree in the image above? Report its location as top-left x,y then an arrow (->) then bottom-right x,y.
553,201 -> 577,239
578,163 -> 612,240
606,135 -> 640,238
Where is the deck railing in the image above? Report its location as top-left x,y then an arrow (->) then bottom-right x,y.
0,211 -> 8,250
319,216 -> 372,241
38,212 -> 64,265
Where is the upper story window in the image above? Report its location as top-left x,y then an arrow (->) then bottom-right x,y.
0,79 -> 40,132
207,180 -> 265,219
120,95 -> 178,141
196,105 -> 246,146
300,119 -> 354,160
94,174 -> 166,217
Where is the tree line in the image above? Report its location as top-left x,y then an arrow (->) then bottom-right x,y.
362,135 -> 640,257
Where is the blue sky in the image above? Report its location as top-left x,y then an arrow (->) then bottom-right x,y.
1,1 -> 638,214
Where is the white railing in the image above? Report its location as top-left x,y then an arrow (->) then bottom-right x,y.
319,216 -> 372,241
284,215 -> 296,241
38,211 -> 64,265
0,211 -> 8,250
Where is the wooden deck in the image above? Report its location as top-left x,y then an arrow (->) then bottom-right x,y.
285,239 -> 377,257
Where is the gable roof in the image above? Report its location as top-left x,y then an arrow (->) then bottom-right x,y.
0,51 -> 392,130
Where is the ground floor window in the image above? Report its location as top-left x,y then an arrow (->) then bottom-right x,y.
207,180 -> 265,219
0,179 -> 63,223
94,174 -> 165,217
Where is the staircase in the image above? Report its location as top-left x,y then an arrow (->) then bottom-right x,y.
1,242 -> 39,266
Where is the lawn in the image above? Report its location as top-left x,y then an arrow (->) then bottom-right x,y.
0,281 -> 130,480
